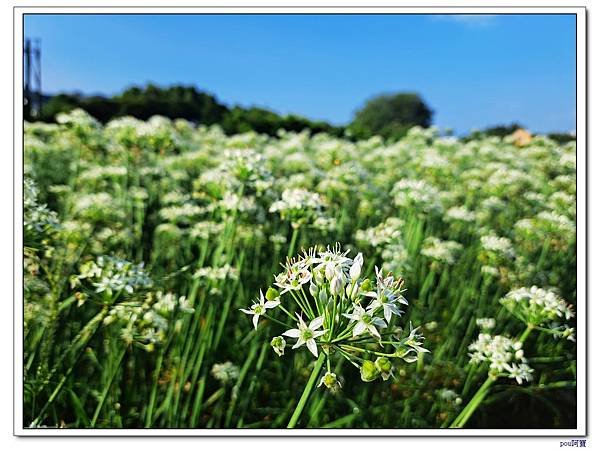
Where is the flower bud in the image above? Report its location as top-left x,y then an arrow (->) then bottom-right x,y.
75,291 -> 87,307
325,263 -> 336,281
350,253 -> 363,281
360,360 -> 379,382
266,287 -> 280,301
345,282 -> 358,300
375,356 -> 392,380
309,282 -> 318,298
319,371 -> 340,390
360,279 -> 372,292
330,274 -> 344,296
270,336 -> 286,357
315,270 -> 324,285
319,289 -> 328,304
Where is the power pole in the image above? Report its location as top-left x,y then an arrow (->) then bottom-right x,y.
24,38 -> 42,118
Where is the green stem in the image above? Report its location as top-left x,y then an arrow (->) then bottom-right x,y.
450,375 -> 495,428
90,345 -> 127,427
519,323 -> 534,343
339,344 -> 394,358
288,227 -> 300,258
287,351 -> 326,428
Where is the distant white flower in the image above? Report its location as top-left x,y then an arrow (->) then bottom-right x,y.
480,234 -> 514,258
468,333 -> 532,381
421,236 -> 463,265
501,286 -> 575,327
211,361 -> 240,384
445,206 -> 476,222
274,266 -> 312,295
476,317 -> 496,331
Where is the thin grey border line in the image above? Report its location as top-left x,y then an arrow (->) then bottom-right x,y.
13,5 -> 588,8
14,6 -> 587,438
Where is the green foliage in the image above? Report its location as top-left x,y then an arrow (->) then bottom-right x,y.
31,84 -> 344,138
114,84 -> 227,124
23,112 -> 576,430
547,132 -> 576,145
349,92 -> 433,141
464,124 -> 575,145
464,123 -> 524,142
222,106 -> 343,137
37,93 -> 82,122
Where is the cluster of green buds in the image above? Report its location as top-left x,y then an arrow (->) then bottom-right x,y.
240,243 -> 428,390
360,356 -> 394,382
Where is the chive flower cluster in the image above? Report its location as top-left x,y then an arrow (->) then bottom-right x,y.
468,333 -> 533,384
70,255 -> 153,296
500,286 -> 575,341
269,188 -> 327,229
241,244 -> 428,390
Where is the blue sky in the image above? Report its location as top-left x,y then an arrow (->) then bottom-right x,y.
24,14 -> 576,134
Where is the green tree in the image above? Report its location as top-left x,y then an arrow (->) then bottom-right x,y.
114,84 -> 228,124
481,122 -> 523,138
349,92 -> 433,141
37,93 -> 81,122
33,84 -> 343,137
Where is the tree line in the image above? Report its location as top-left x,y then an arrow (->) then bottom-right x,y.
25,84 -> 574,143
27,84 -> 434,140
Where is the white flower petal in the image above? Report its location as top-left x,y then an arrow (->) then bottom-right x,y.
309,316 -> 325,330
292,338 -> 305,349
283,328 -> 301,338
384,306 -> 392,323
313,329 -> 327,338
306,339 -> 319,357
252,314 -> 259,330
264,300 -> 280,309
368,324 -> 381,338
353,321 -> 367,337
297,315 -> 307,328
372,317 -> 387,328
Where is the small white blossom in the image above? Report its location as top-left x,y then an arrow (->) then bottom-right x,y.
240,290 -> 281,330
343,305 -> 387,339
282,315 -> 327,358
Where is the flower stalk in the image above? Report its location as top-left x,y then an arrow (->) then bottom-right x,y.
287,351 -> 327,428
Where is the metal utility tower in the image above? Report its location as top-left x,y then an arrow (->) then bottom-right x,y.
24,38 -> 42,117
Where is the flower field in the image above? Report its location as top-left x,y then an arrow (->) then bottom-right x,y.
23,109 -> 577,429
